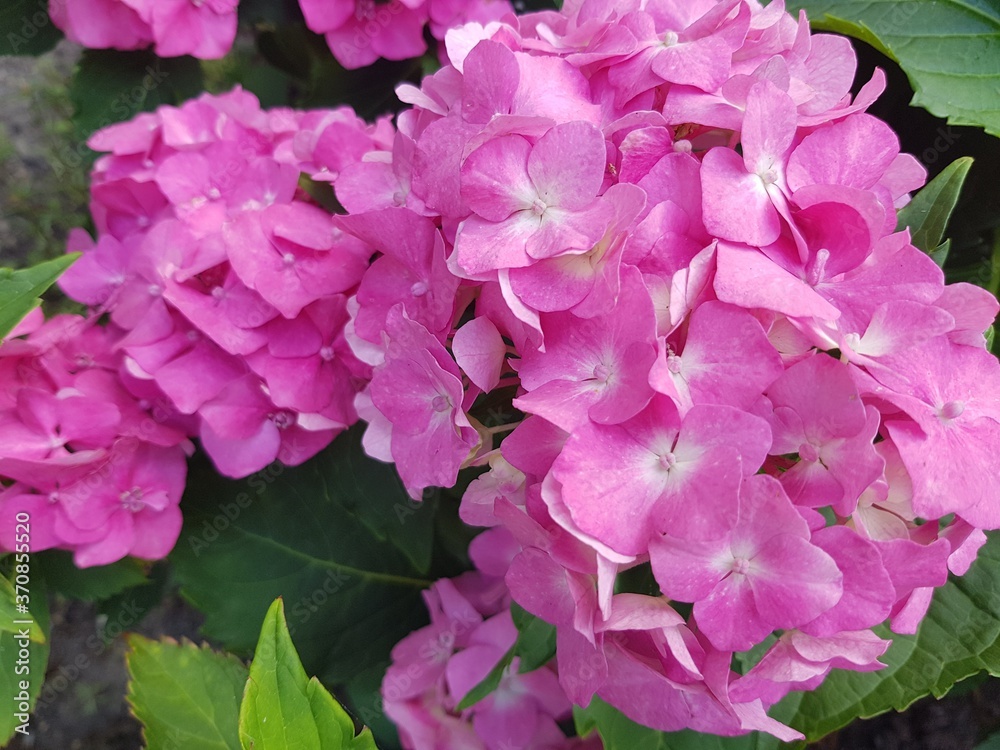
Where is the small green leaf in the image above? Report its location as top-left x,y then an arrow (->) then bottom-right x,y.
127,636 -> 248,750
36,551 -> 149,602
511,604 -> 557,674
896,157 -> 974,253
0,254 -> 79,341
929,239 -> 951,269
0,574 -> 44,643
0,0 -> 63,56
239,598 -> 377,750
456,646 -> 515,712
457,604 -> 558,710
788,2 -> 1000,136
0,573 -> 50,745
308,677 -> 378,749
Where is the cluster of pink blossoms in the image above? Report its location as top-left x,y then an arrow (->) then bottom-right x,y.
49,0 -> 241,59
55,88 -> 385,480
11,0 -> 1000,741
47,0 -> 512,66
0,88 -> 391,567
299,0 -> 512,69
384,528 -> 600,750
0,311 -> 192,567
356,0 -> 1000,743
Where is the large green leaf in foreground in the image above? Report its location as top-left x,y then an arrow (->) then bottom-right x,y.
789,0 -> 1000,136
170,426 -> 435,688
239,599 -> 377,750
126,636 -> 248,750
0,573 -> 49,746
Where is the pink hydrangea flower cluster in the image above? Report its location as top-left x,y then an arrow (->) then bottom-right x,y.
46,0 -> 513,65
299,0 -> 513,69
49,0 -> 240,59
56,88 -> 385,479
383,528 -> 600,750
341,0 -> 1000,740
0,310 -> 193,567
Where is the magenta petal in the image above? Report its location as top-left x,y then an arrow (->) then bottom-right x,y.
462,40 -> 520,123
551,399 -> 680,556
696,574 -> 771,651
663,301 -> 783,410
702,148 -> 780,247
787,114 -> 898,192
200,419 -> 281,478
715,242 -> 841,320
741,80 -> 797,180
750,534 -> 843,628
527,121 -> 606,211
452,316 -> 506,392
453,213 -> 536,276
72,511 -> 134,568
461,134 -> 535,221
650,534 -> 729,602
803,525 -> 893,636
129,504 -> 184,560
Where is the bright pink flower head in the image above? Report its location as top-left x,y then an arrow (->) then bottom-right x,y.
650,474 -> 843,651
365,306 -> 481,498
383,557 -> 585,750
49,0 -> 153,50
0,313 -> 191,567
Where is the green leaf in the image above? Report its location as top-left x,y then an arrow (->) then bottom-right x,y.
896,156 -> 974,253
457,603 -> 558,710
0,254 -> 79,341
456,646 -> 515,712
238,0 -> 305,25
977,728 -> 1000,750
0,0 -> 63,56
929,239 -> 951,269
127,635 -> 248,750
573,697 -> 787,750
787,1 -> 1000,136
0,571 -> 50,745
0,574 -> 44,643
71,49 -> 205,138
36,551 -> 149,602
170,426 -> 434,689
239,598 -> 377,750
323,423 -> 436,574
340,661 -> 403,750
511,603 -> 557,673
787,530 -> 1000,740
